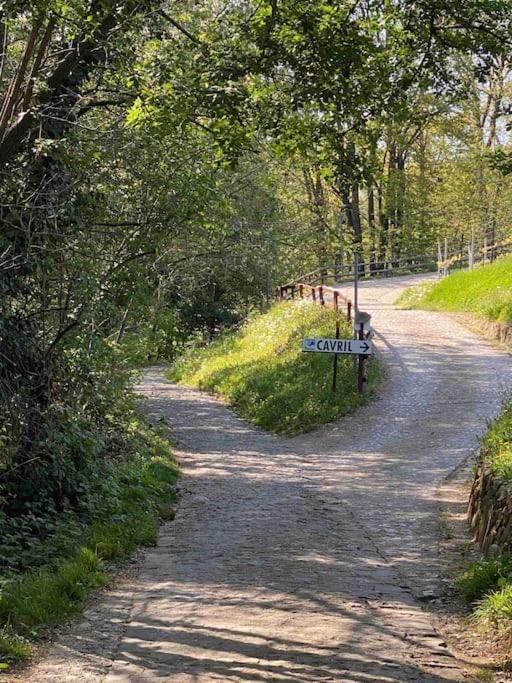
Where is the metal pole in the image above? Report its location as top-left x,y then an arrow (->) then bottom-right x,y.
353,251 -> 359,374
354,251 -> 359,318
357,322 -> 365,393
332,319 -> 340,393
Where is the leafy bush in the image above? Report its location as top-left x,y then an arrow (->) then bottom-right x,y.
170,301 -> 379,435
457,555 -> 512,601
474,585 -> 512,632
120,308 -> 189,367
0,413 -> 178,666
480,399 -> 512,483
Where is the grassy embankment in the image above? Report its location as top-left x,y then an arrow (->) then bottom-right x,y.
398,254 -> 512,324
457,401 -> 512,633
400,257 -> 512,634
169,300 -> 379,435
0,415 -> 178,669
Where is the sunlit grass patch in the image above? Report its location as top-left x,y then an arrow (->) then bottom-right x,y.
398,256 -> 512,324
396,281 -> 436,309
169,301 -> 379,434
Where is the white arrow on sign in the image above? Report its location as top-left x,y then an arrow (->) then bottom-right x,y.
302,337 -> 373,355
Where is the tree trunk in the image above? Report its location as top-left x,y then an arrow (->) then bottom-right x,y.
367,182 -> 376,262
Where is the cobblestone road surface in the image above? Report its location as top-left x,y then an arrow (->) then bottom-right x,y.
22,275 -> 512,682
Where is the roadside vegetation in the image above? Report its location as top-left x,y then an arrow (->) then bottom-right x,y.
169,302 -> 379,435
404,260 -> 512,637
1,1 -> 512,675
457,400 -> 512,634
398,256 -> 512,324
0,407 -> 177,668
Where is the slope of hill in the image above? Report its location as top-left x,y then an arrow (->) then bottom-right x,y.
169,301 -> 379,435
399,256 -> 512,324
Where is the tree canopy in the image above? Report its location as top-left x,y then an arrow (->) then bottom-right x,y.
1,0 -> 512,594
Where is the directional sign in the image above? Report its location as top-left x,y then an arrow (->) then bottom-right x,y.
302,337 -> 373,355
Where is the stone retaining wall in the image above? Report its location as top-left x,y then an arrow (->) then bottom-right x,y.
466,317 -> 511,555
468,462 -> 512,555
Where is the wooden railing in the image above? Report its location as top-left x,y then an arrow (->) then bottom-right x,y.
276,253 -> 436,319
437,238 -> 512,275
280,254 -> 436,290
276,280 -> 353,321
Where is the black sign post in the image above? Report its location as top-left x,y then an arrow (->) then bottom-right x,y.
332,319 -> 340,393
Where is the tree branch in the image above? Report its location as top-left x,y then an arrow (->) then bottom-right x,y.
159,9 -> 201,44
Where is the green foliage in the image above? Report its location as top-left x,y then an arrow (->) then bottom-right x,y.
120,309 -> 188,367
457,555 -> 512,601
0,549 -> 106,638
401,257 -> 512,324
170,301 -> 379,435
0,629 -> 31,667
457,401 -> 512,633
480,399 -> 512,483
1,0 -> 512,664
0,415 -> 177,664
474,585 -> 512,633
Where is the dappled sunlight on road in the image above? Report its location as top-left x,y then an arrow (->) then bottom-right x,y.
23,274 -> 511,683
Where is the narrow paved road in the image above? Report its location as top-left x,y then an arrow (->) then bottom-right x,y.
24,275 -> 512,682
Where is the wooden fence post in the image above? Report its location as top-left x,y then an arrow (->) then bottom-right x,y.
319,286 -> 324,305
333,291 -> 338,310
299,284 -> 303,299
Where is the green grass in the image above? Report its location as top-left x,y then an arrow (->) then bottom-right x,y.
457,400 -> 512,633
398,255 -> 512,324
480,399 -> 512,483
474,585 -> 512,632
0,421 -> 178,669
457,554 -> 512,601
400,256 -> 512,636
169,301 -> 379,435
